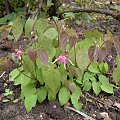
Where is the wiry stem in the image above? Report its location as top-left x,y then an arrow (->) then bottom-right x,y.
74,45 -> 77,66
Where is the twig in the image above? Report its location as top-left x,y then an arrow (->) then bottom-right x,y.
86,93 -> 104,105
65,106 -> 95,120
86,93 -> 116,110
0,71 -> 6,78
32,0 -> 42,19
4,0 -> 10,14
23,4 -> 29,19
60,8 -> 120,21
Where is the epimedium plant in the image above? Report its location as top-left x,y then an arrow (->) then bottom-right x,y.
8,16 -> 120,112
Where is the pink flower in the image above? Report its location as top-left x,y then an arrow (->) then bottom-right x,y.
15,49 -> 22,59
53,55 -> 74,69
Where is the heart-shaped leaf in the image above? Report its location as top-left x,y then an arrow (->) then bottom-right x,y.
28,48 -> 37,62
37,50 -> 48,65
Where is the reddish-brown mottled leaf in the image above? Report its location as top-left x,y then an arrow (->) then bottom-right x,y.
0,30 -> 10,40
28,48 -> 37,62
104,34 -> 113,55
0,94 -> 3,101
37,50 -> 48,65
69,36 -> 77,49
60,30 -> 69,48
88,46 -> 96,62
94,48 -> 99,61
69,82 -> 76,93
104,41 -> 112,55
98,47 -> 107,62
114,36 -> 120,55
0,58 -> 10,74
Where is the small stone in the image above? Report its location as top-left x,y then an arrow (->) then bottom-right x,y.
98,103 -> 103,108
31,31 -> 34,35
62,3 -> 66,7
100,112 -> 112,120
113,102 -> 120,109
92,114 -> 96,117
71,113 -> 74,116
53,105 -> 56,109
40,114 -> 43,119
34,35 -> 38,40
4,83 -> 7,87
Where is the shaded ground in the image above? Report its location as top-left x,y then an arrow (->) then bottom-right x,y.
0,19 -> 120,120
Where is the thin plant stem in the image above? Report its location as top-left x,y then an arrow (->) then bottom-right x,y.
74,44 -> 77,66
17,68 -> 36,80
22,58 -> 38,80
53,17 -> 60,46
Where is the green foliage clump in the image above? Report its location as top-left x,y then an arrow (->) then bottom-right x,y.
8,16 -> 119,112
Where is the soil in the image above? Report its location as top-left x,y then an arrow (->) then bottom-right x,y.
0,19 -> 120,120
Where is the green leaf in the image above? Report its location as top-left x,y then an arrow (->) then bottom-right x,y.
99,62 -> 108,72
37,87 -> 47,103
83,81 -> 92,92
69,82 -> 76,93
104,63 -> 109,72
34,19 -> 48,36
43,68 -> 61,100
91,78 -> 101,96
77,0 -> 81,3
2,99 -> 10,102
4,89 -> 13,96
0,17 -> 7,24
36,58 -> 42,69
100,84 -> 113,94
14,71 -> 31,85
48,47 -> 56,61
111,5 -> 120,11
88,61 -> 100,73
84,29 -> 103,43
36,68 -> 44,85
113,67 -> 120,85
70,86 -> 82,110
47,0 -> 54,7
12,99 -> 19,103
76,49 -> 89,73
99,75 -> 109,85
9,68 -> 20,81
12,17 -> 23,41
22,55 -> 35,72
25,17 -> 36,37
116,55 -> 120,67
43,28 -> 58,40
83,71 -> 95,83
74,68 -> 81,78
76,76 -> 82,84
25,94 -> 37,112
59,87 -> 70,106
38,37 -> 53,51
113,55 -> 120,85
58,65 -> 67,86
21,83 -> 36,97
